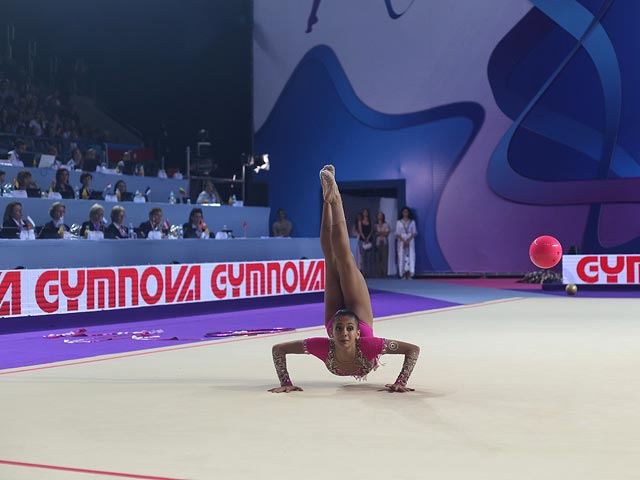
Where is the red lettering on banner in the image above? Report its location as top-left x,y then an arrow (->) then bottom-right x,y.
266,262 -> 281,295
165,266 -> 187,303
35,270 -> 59,313
282,261 -> 298,294
600,256 -> 625,283
575,255 -> 640,285
61,270 -> 85,312
314,260 -> 325,290
626,256 -> 640,284
140,267 -> 163,304
246,263 -> 266,296
228,264 -> 245,298
0,271 -> 22,316
576,256 -> 599,284
13,260 -> 325,317
118,268 -> 139,307
87,269 -> 116,310
211,264 -> 227,299
209,261 -> 324,300
177,265 -> 200,302
299,260 -> 313,291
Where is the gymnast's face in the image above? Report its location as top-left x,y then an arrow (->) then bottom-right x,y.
332,315 -> 360,347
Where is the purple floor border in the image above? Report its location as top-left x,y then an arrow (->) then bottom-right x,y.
1,290 -> 457,370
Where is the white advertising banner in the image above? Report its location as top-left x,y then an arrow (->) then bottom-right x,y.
0,259 -> 325,318
562,255 -> 640,285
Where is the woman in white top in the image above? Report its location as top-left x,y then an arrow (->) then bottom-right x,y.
396,207 -> 417,279
196,179 -> 221,205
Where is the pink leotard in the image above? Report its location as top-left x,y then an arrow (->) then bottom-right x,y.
304,313 -> 387,378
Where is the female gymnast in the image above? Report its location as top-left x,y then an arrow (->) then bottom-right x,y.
269,165 -> 420,393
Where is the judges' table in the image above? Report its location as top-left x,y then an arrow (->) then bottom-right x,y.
0,237 -> 335,270
0,196 -> 269,237
0,165 -> 189,203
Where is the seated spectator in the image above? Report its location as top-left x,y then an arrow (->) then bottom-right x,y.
7,139 -> 26,166
139,207 -> 168,238
79,172 -> 102,200
80,203 -> 106,237
16,170 -> 41,198
67,147 -> 83,170
39,202 -> 70,239
83,148 -> 99,172
119,150 -> 131,173
47,145 -> 60,165
196,179 -> 221,204
0,169 -> 5,190
182,208 -> 210,239
114,180 -> 133,202
53,168 -> 75,199
0,201 -> 32,239
29,110 -> 45,137
104,205 -> 129,239
272,208 -> 293,237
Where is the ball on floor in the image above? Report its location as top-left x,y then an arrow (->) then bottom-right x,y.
565,284 -> 578,295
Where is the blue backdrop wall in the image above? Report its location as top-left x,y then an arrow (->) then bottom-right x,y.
253,0 -> 640,273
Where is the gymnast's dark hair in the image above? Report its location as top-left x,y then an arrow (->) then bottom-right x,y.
332,309 -> 360,324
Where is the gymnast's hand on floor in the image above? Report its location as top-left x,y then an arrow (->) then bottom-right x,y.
268,385 -> 304,393
383,383 -> 415,393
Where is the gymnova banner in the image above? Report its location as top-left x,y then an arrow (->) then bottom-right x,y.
562,255 -> 640,285
0,259 -> 325,318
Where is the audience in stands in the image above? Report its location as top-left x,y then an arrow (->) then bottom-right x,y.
183,208 -> 210,239
104,205 -> 129,239
83,147 -> 99,172
15,169 -> 41,197
80,203 -> 106,237
272,208 -> 292,237
53,168 -> 75,199
196,179 -> 221,204
139,207 -> 168,239
114,180 -> 133,202
78,172 -> 101,200
39,201 -> 70,239
67,147 -> 83,170
7,139 -> 26,166
0,201 -> 30,239
0,72 -> 106,149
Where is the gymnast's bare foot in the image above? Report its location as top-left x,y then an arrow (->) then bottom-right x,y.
320,165 -> 337,203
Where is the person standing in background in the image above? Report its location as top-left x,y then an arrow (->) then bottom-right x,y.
357,208 -> 374,277
374,211 -> 390,277
396,207 -> 417,279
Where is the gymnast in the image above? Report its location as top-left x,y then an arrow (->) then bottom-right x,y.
269,165 -> 420,393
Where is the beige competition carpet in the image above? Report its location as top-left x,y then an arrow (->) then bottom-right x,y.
1,296 -> 639,480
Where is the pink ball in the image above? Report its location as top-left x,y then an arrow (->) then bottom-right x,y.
529,235 -> 563,269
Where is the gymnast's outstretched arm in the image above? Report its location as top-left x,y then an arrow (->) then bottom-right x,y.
268,340 -> 306,393
382,340 -> 420,392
